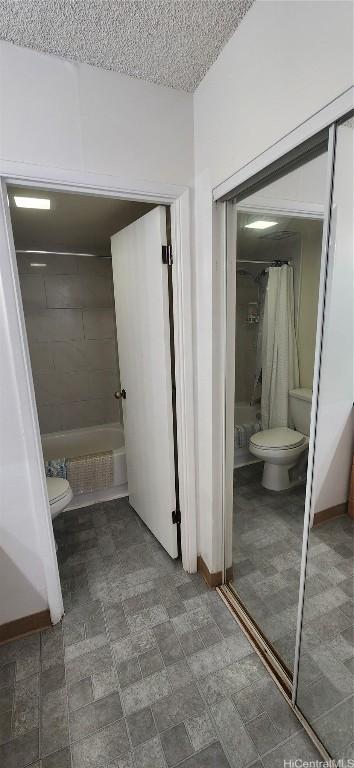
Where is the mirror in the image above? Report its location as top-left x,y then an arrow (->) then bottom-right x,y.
295,118 -> 354,760
226,145 -> 329,675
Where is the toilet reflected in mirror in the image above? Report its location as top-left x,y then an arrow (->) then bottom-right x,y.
249,388 -> 312,492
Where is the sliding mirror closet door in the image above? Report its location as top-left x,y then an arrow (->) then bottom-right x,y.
225,140 -> 330,678
295,117 -> 354,760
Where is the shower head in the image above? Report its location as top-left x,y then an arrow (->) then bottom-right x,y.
236,268 -> 253,278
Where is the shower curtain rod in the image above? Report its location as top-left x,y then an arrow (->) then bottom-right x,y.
237,259 -> 291,265
15,249 -> 110,258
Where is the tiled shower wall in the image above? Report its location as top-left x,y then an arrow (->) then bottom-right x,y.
17,253 -> 121,434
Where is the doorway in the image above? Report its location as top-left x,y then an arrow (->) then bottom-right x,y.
4,184 -> 192,592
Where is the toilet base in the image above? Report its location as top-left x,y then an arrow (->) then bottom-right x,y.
262,461 -> 294,492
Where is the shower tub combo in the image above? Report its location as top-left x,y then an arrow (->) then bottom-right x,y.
42,422 -> 128,509
234,402 -> 262,467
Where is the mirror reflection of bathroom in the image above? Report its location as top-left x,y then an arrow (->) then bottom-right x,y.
7,186 -> 155,535
229,147 -> 328,674
295,117 -> 354,761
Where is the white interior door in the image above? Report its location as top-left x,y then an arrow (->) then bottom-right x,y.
111,206 -> 178,558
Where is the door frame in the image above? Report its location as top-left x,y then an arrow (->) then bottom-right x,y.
0,164 -> 197,624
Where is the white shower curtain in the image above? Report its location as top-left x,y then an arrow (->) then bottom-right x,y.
261,265 -> 299,429
251,271 -> 267,406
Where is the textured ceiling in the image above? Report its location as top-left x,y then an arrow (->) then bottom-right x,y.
0,0 -> 253,91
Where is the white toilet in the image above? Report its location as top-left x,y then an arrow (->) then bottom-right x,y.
249,388 -> 312,491
46,477 -> 73,519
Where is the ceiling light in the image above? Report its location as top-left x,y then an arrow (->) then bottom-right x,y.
30,263 -> 47,268
245,220 -> 277,230
14,196 -> 51,210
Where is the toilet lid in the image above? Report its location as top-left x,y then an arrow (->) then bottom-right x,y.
46,477 -> 70,504
250,428 -> 305,450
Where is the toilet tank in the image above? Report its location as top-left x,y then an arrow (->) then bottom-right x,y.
289,388 -> 312,435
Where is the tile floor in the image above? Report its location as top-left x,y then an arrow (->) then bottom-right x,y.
0,496 -> 321,768
231,463 -> 353,762
296,513 -> 353,761
231,463 -> 306,669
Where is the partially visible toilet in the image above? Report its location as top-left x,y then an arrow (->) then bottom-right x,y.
249,388 -> 312,491
46,477 -> 73,519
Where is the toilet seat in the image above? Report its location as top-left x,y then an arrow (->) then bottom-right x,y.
47,477 -> 71,504
46,477 -> 73,519
250,427 -> 305,451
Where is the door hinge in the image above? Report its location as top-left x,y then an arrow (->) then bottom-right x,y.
162,245 -> 173,266
172,509 -> 181,525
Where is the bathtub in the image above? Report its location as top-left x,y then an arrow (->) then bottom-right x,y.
41,422 -> 128,509
234,402 -> 262,468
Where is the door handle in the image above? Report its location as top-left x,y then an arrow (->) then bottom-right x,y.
114,389 -> 126,400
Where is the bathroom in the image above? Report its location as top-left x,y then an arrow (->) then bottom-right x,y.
9,186 -> 156,515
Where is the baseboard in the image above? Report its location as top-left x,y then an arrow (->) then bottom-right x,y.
197,555 -> 223,588
0,609 -> 52,645
313,502 -> 347,526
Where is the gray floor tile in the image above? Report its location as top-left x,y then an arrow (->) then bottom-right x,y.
311,697 -> 354,759
41,747 -> 71,768
65,644 -> 112,685
104,604 -> 130,642
138,649 -> 164,678
166,602 -> 186,619
1,496 -> 326,767
40,687 -> 69,757
177,581 -> 202,602
133,735 -> 165,768
127,606 -> 169,634
232,686 -> 264,723
254,678 -> 301,740
41,626 -> 64,666
0,727 -> 39,768
198,622 -> 223,648
198,661 -> 249,706
0,687 -> 14,714
13,674 -> 39,737
179,631 -> 205,656
153,622 -> 184,666
68,677 -> 93,711
178,741 -> 231,767
210,697 -> 258,768
166,660 -> 193,691
126,706 -> 156,747
117,658 -> 142,689
92,667 -> 118,699
0,662 -> 15,689
152,683 -> 205,731
184,711 -> 217,751
40,663 -> 66,697
262,730 -> 321,768
122,670 -> 172,715
245,712 -> 283,755
161,722 -> 194,766
71,719 -> 129,768
0,708 -> 12,743
64,634 -> 107,663
69,691 -> 122,741
297,676 -> 346,720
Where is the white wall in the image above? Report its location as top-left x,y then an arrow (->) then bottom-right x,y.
297,228 -> 322,389
193,0 -> 354,573
0,41 -> 193,187
0,41 -> 194,625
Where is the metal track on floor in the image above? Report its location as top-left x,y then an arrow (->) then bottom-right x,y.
217,584 -> 333,766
